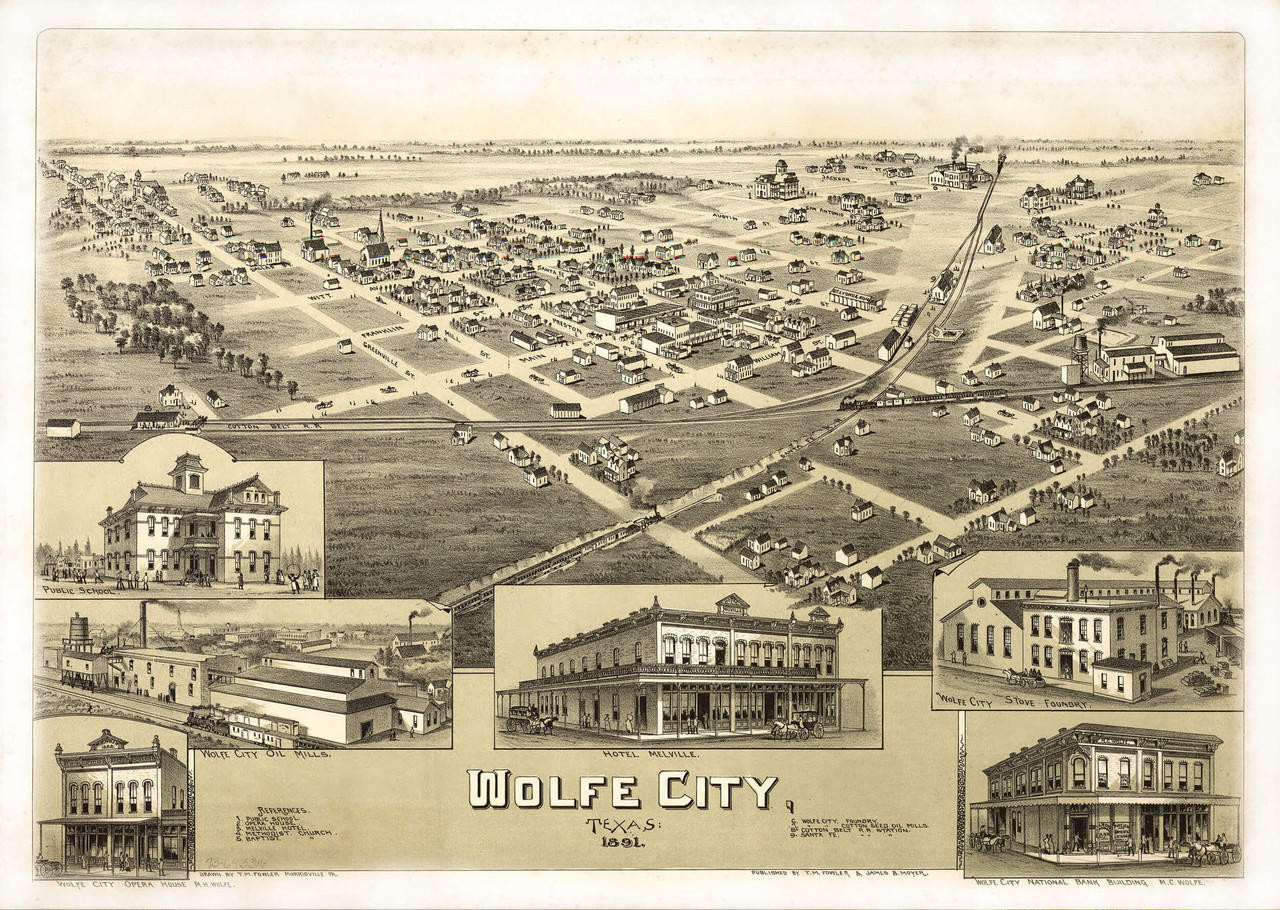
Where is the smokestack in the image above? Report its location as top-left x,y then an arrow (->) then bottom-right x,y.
1154,562 -> 1161,593
1066,560 -> 1080,602
1210,573 -> 1216,596
1190,570 -> 1199,605
408,614 -> 413,635
1172,568 -> 1183,597
140,600 -> 148,648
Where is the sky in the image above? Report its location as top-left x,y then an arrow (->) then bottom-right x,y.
37,30 -> 1244,144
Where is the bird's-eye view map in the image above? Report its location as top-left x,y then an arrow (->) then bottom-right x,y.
35,33 -> 1244,673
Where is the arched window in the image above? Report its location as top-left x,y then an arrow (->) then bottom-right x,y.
792,643 -> 801,666
1079,649 -> 1089,672
249,518 -> 258,539
1097,756 -> 1109,788
69,785 -> 78,815
1031,643 -> 1040,665
93,782 -> 103,814
540,666 -> 546,678
825,647 -> 834,675
594,651 -> 601,670
143,780 -> 153,812
128,781 -> 138,812
558,661 -> 564,676
763,642 -> 773,666
735,640 -> 746,666
116,781 -> 125,813
663,636 -> 676,664
234,517 -> 242,539
985,625 -> 995,656
263,519 -> 271,540
612,647 -> 620,667
79,783 -> 89,815
1119,757 -> 1131,788
697,639 -> 709,665
1071,757 -> 1086,788
147,515 -> 156,536
634,642 -> 641,664
750,641 -> 760,665
569,659 -> 576,674
681,638 -> 692,664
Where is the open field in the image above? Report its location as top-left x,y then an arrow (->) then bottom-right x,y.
373,331 -> 484,374
311,294 -> 403,332
453,373 -> 563,419
532,531 -> 719,585
808,408 -> 1055,516
697,481 -> 924,578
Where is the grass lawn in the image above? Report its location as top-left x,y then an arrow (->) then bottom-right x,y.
958,459 -> 1243,552
973,349 -> 1060,387
311,294 -> 403,332
697,482 -> 923,576
533,531 -> 719,585
738,360 -> 860,401
806,407 -> 1055,515
856,558 -> 939,670
1145,267 -> 1241,298
453,373 -> 565,420
532,357 -> 642,400
217,306 -> 332,353
622,410 -> 835,505
267,266 -> 327,297
988,321 -> 1058,350
374,331 -> 484,374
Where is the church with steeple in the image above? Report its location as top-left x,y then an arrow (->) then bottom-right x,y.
359,209 -> 391,267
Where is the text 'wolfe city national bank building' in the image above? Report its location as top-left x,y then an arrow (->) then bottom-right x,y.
496,594 -> 867,738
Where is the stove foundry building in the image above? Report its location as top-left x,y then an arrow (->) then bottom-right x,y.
496,594 -> 866,738
970,722 -> 1238,863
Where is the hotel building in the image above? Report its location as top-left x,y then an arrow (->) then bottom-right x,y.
496,594 -> 866,738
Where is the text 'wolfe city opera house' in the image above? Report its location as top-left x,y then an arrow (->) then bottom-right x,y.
496,594 -> 867,739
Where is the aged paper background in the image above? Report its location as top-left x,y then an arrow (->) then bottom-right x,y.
2,1 -> 1279,908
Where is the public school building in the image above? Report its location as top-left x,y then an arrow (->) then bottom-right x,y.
496,594 -> 867,738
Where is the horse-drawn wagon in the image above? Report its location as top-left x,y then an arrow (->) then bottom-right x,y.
505,705 -> 557,735
1003,668 -> 1047,689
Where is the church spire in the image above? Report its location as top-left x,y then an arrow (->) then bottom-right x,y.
377,209 -> 385,244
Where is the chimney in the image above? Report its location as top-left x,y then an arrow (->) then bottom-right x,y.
1154,562 -> 1161,593
1190,570 -> 1199,605
1066,560 -> 1081,602
1209,573 -> 1216,596
1172,568 -> 1183,597
140,599 -> 148,648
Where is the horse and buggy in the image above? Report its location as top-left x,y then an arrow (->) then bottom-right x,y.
505,705 -> 557,736
1170,840 -> 1241,866
769,710 -> 826,741
1003,668 -> 1047,689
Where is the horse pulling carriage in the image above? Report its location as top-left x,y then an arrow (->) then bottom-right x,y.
1003,668 -> 1047,689
968,832 -> 1008,853
769,710 -> 826,742
1170,840 -> 1241,866
505,705 -> 557,736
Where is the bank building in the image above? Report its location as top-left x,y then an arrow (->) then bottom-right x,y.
38,728 -> 189,877
969,722 -> 1239,863
99,452 -> 286,583
496,594 -> 867,739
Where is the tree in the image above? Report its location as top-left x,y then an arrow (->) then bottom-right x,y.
272,369 -> 284,390
286,380 -> 299,400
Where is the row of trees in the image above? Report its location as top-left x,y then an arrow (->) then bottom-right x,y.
59,274 -> 301,401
